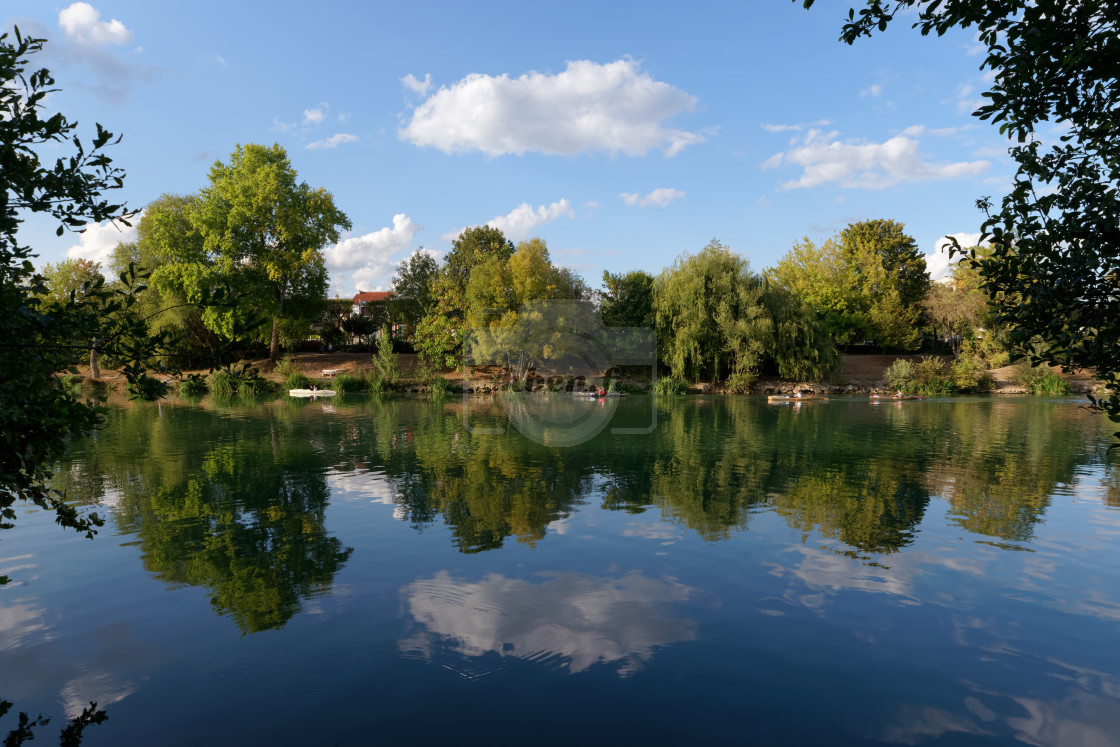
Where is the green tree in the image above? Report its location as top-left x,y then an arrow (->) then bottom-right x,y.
414,225 -> 515,369
464,238 -> 589,382
600,269 -> 655,329
768,220 -> 928,350
654,240 -> 771,384
1,27 -> 167,543
390,250 -> 438,328
767,235 -> 868,346
803,0 -> 1120,432
37,258 -> 104,305
190,144 -> 351,360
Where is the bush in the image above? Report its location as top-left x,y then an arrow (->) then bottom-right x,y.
912,357 -> 956,395
654,376 -> 687,395
179,374 -> 207,396
127,374 -> 170,400
332,373 -> 365,393
884,359 -> 915,392
372,327 -> 400,386
273,355 -> 300,380
236,374 -> 274,397
950,354 -> 994,392
1015,364 -> 1072,395
724,370 -> 756,393
285,371 -> 312,390
207,369 -> 236,397
607,380 -> 643,394
56,374 -> 83,398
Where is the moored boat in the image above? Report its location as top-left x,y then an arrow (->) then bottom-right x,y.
290,388 -> 337,397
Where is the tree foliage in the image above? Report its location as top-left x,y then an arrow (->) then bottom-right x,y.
390,250 -> 438,328
654,240 -> 771,384
803,0 -> 1120,428
190,144 -> 351,360
414,225 -> 516,369
1,27 -> 168,543
600,269 -> 655,329
768,219 -> 928,350
464,238 -> 590,381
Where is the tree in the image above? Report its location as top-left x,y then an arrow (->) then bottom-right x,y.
463,238 -> 590,382
414,225 -> 516,369
767,235 -> 868,346
390,250 -> 438,328
802,0 -> 1120,430
654,240 -> 771,384
767,219 -> 928,350
1,27 -> 164,544
37,258 -> 104,305
600,270 -> 655,329
191,144 -> 351,360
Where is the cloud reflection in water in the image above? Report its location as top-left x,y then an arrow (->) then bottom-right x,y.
399,570 -> 697,677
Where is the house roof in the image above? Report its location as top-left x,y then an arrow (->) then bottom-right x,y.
353,291 -> 394,303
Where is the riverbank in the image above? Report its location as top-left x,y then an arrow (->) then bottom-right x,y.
70,351 -> 1103,396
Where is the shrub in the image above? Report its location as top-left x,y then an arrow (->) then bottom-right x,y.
273,355 -> 300,380
56,374 -> 83,398
1016,364 -> 1071,395
333,373 -> 365,393
654,376 -> 687,395
372,327 -> 400,386
127,374 -> 169,400
284,371 -> 312,390
950,354 -> 993,392
724,370 -> 756,393
884,359 -> 915,392
236,374 -> 274,397
206,369 -> 236,397
912,357 -> 956,395
179,374 -> 207,396
607,380 -> 643,394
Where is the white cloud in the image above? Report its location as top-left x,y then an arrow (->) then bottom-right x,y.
327,214 -> 421,293
442,199 -> 574,242
400,59 -> 703,157
926,232 -> 987,281
619,187 -> 685,208
303,104 -> 328,125
65,217 -> 140,271
401,73 -> 432,96
761,119 -> 832,133
59,3 -> 132,46
214,54 -> 227,68
861,84 -> 883,97
764,129 -> 989,190
899,124 -> 959,138
306,133 -> 359,150
956,82 -> 984,114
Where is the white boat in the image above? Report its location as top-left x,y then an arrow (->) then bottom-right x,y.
289,388 -> 337,397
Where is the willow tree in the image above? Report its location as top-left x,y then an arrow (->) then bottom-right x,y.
191,144 -> 350,360
655,240 -> 771,384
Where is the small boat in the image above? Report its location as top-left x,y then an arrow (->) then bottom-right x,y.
289,388 -> 337,397
767,395 -> 828,403
572,391 -> 628,398
870,394 -> 925,400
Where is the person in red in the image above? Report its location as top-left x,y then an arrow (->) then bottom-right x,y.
597,385 -> 606,397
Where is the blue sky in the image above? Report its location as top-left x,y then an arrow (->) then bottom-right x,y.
8,1 -> 1007,295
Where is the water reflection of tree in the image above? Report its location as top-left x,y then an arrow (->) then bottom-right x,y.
56,395 -> 1118,568
350,399 -> 595,553
54,402 -> 351,634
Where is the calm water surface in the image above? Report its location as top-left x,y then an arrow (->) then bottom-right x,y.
3,395 -> 1120,745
